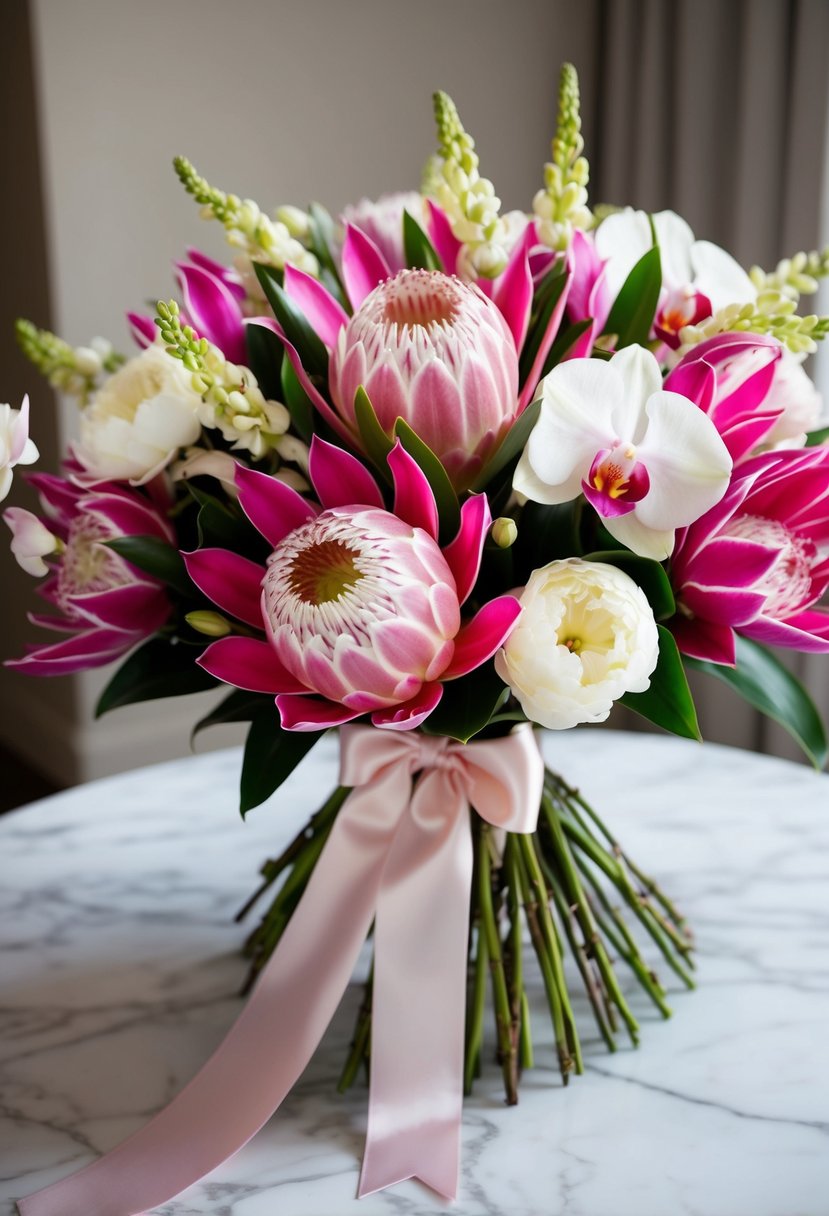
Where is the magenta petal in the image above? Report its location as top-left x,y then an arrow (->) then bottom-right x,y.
127,312 -> 157,350
176,262 -> 247,365
442,494 -> 491,605
5,628 -> 133,675
84,491 -> 175,543
183,548 -> 264,629
443,596 -> 522,679
186,248 -> 246,300
680,582 -> 768,627
425,201 -> 461,276
276,693 -> 362,731
388,441 -> 439,540
27,612 -> 82,633
341,223 -> 392,310
688,537 -> 779,589
235,462 -> 319,547
518,259 -> 572,410
198,636 -> 305,694
72,583 -> 169,632
664,359 -> 716,414
670,616 -> 736,665
721,412 -> 781,463
494,225 -> 534,352
741,612 -> 829,653
371,681 -> 444,731
308,436 -> 384,510
27,472 -> 82,522
284,264 -> 349,349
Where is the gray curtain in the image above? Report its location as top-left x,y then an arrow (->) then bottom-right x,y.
592,0 -> 829,759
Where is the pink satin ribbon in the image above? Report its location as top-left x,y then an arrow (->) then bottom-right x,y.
18,724 -> 543,1216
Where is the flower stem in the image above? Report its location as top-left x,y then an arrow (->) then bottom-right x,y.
477,824 -> 519,1103
338,961 -> 373,1093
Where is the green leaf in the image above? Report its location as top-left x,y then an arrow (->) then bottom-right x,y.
470,398 -> 541,492
280,356 -> 314,443
519,268 -> 568,386
191,688 -> 271,744
240,710 -> 326,815
353,386 -> 394,478
513,499 -> 583,582
188,484 -> 263,556
602,245 -> 662,348
421,666 -> 509,743
254,262 -> 329,380
393,418 -> 460,542
245,320 -> 283,402
105,535 -> 192,597
621,625 -> 701,741
402,210 -> 442,270
96,637 -> 217,718
805,425 -> 829,447
688,636 -> 828,769
538,318 -> 593,379
583,550 -> 675,620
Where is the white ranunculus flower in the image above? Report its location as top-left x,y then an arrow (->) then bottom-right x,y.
495,558 -> 659,730
75,343 -> 202,484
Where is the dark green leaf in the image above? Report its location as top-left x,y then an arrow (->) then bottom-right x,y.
538,318 -> 593,379
240,710 -> 326,815
402,210 -> 442,270
353,386 -> 394,479
254,262 -> 329,381
805,425 -> 829,448
421,666 -> 509,743
470,398 -> 542,492
188,484 -> 263,555
519,269 -> 568,386
96,637 -> 217,718
245,321 -> 283,402
621,625 -> 701,741
583,550 -> 675,620
191,688 -> 271,744
512,499 -> 583,582
393,418 -> 460,542
602,245 -> 662,348
688,636 -> 828,769
280,356 -> 314,443
105,535 -> 192,597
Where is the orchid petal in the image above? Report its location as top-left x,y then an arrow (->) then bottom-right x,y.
594,208 -> 655,298
690,240 -> 757,310
388,441 -> 439,540
603,512 -> 676,561
608,345 -> 663,438
235,462 -> 319,548
198,635 -> 305,694
183,548 -> 264,629
442,596 -> 522,679
651,210 -> 695,290
636,392 -> 732,530
308,436 -> 383,510
341,223 -> 392,310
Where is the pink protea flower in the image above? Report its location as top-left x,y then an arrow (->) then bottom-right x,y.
669,446 -> 829,664
186,436 -> 521,731
5,475 -> 174,675
329,270 -> 520,489
340,193 -> 424,274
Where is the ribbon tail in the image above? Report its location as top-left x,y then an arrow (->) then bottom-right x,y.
359,774 -> 473,1202
17,777 -> 409,1216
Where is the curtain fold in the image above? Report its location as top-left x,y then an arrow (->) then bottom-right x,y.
593,0 -> 829,760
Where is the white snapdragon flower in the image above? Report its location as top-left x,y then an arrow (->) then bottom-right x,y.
3,506 -> 59,576
495,559 -> 659,730
75,344 -> 202,484
0,394 -> 39,502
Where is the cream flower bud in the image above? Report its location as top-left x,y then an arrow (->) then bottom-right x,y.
3,506 -> 59,576
495,558 -> 659,730
491,517 -> 518,548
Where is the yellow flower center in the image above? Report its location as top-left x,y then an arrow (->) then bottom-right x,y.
287,539 -> 365,605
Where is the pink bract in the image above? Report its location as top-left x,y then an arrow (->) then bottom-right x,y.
5,475 -> 174,675
669,446 -> 829,664
188,437 -> 521,732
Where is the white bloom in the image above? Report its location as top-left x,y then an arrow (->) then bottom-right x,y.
514,345 -> 732,560
595,208 -> 756,312
495,558 -> 659,730
762,351 -> 823,448
75,344 -> 202,484
0,394 -> 39,502
3,506 -> 58,576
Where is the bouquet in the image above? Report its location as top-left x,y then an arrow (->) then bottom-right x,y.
5,64 -> 829,1213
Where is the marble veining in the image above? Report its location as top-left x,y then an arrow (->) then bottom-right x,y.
1,731 -> 828,1216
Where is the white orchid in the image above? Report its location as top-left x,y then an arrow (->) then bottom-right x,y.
495,558 -> 659,730
0,395 -> 39,502
514,345 -> 733,560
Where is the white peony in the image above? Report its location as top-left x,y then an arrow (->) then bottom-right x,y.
495,558 -> 659,730
75,343 -> 202,484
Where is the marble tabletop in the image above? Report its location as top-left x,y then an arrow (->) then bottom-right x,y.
1,730 -> 828,1216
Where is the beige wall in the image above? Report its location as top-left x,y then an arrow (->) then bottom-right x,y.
2,0 -> 599,781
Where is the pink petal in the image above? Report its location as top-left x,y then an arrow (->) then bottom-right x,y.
670,616 -> 736,665
721,412 -> 781,463
235,462 -> 319,548
176,262 -> 247,365
27,612 -> 83,633
442,596 -> 522,679
425,200 -> 462,276
371,681 -> 444,730
27,472 -> 82,523
494,224 -> 534,352
71,583 -> 169,632
741,612 -> 829,653
687,536 -> 779,589
183,548 -> 265,629
664,359 -> 716,414
276,692 -> 363,731
127,312 -> 158,350
84,491 -> 175,544
442,494 -> 491,605
518,259 -> 572,411
284,264 -> 349,349
5,628 -> 134,675
680,582 -> 768,627
308,436 -> 384,510
198,636 -> 305,694
186,247 -> 246,301
388,441 -> 439,540
341,223 -> 392,310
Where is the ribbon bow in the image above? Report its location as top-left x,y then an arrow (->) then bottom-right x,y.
19,724 -> 543,1216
